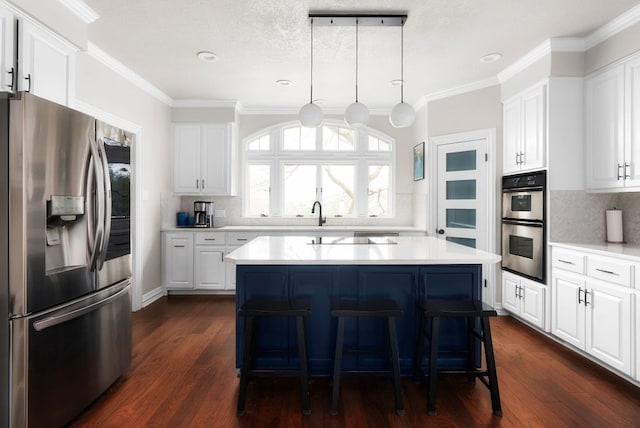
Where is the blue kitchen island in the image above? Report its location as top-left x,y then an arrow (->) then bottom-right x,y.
224,235 -> 501,376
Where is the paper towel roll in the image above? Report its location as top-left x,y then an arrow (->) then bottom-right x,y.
606,209 -> 624,243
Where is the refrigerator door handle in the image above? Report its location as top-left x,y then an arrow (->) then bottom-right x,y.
96,138 -> 112,271
87,136 -> 105,272
32,285 -> 129,331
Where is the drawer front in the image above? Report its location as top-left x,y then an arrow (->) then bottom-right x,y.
551,248 -> 585,274
587,256 -> 633,287
227,232 -> 259,246
195,232 -> 226,245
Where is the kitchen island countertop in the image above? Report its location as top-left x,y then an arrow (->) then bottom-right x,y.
224,235 -> 501,265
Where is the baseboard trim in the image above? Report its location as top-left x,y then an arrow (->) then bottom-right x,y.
142,286 -> 164,308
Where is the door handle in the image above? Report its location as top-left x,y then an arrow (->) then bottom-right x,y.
24,73 -> 31,92
437,229 -> 445,235
7,66 -> 14,89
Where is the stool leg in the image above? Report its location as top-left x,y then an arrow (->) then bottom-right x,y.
427,316 -> 440,415
413,310 -> 426,383
386,317 -> 404,416
481,316 -> 502,416
330,316 -> 345,416
467,316 -> 476,383
237,315 -> 255,416
296,315 -> 311,416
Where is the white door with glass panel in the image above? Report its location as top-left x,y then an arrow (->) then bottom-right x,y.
432,131 -> 494,305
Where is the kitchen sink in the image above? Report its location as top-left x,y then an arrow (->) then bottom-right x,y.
307,236 -> 397,245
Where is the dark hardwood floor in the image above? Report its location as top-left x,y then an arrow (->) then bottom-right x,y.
69,296 -> 640,427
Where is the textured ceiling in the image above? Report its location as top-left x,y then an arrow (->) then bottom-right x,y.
83,0 -> 640,109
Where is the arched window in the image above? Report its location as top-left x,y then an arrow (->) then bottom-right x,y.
243,120 -> 396,218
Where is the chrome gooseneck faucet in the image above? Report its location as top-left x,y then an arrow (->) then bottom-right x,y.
311,200 -> 326,226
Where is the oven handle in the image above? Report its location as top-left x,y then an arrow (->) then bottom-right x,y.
501,219 -> 543,227
502,186 -> 544,193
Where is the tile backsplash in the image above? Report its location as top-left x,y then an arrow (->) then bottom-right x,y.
550,191 -> 640,245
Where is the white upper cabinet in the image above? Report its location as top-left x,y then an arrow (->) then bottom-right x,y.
503,83 -> 546,174
18,20 -> 75,106
0,6 -> 16,92
585,53 -> 640,191
173,123 -> 237,195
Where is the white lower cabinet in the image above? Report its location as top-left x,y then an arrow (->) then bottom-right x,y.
551,245 -> 635,377
501,271 -> 546,329
163,233 -> 194,289
194,243 -> 226,290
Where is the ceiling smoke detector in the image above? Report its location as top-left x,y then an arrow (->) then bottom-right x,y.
197,51 -> 218,62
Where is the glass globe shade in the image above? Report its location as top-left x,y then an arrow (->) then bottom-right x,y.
389,102 -> 416,128
298,102 -> 323,128
344,102 -> 370,128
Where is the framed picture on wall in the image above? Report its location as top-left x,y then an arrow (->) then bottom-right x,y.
413,142 -> 425,181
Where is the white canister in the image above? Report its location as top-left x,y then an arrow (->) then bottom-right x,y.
606,209 -> 624,243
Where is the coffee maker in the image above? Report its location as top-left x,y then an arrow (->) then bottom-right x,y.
193,201 -> 214,228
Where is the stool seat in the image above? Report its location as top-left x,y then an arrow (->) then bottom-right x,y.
330,298 -> 404,416
414,299 -> 501,416
237,298 -> 311,416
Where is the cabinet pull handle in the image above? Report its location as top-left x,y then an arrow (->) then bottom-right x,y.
204,238 -> 216,241
519,152 -> 525,165
624,162 -> 631,179
617,163 -> 624,180
515,285 -> 519,299
202,179 -> 205,189
578,287 -> 583,304
595,268 -> 617,275
236,238 -> 248,241
25,73 -> 31,92
7,66 -> 14,89
196,179 -> 199,189
584,290 -> 591,306
557,259 -> 574,265
519,285 -> 524,299
174,245 -> 185,248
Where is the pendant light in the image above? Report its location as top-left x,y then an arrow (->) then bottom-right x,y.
389,19 -> 416,128
344,19 -> 369,128
298,18 -> 323,127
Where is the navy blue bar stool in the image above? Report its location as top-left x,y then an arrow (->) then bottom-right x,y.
237,298 -> 312,416
330,298 -> 404,416
413,299 -> 502,416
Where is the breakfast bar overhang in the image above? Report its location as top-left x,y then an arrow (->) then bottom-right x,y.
225,236 -> 502,376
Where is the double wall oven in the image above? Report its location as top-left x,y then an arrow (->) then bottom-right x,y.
501,171 -> 546,283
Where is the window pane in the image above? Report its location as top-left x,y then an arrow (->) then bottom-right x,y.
283,165 -> 316,215
322,126 -> 355,151
446,237 -> 476,248
322,165 -> 355,216
446,180 -> 476,200
446,150 -> 476,172
283,127 -> 315,151
446,209 -> 476,229
246,165 -> 270,216
247,134 -> 270,151
368,136 -> 390,151
368,164 -> 390,216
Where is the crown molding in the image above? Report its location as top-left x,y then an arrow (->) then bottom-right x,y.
56,0 -> 99,24
585,3 -> 640,49
87,42 -> 173,106
414,76 -> 500,111
172,99 -> 239,109
237,105 -> 392,115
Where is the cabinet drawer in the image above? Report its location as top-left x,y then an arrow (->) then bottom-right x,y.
587,256 -> 633,288
195,232 -> 226,245
227,232 -> 258,245
552,248 -> 585,274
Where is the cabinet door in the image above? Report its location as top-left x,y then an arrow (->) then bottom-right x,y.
164,234 -> 194,289
194,245 -> 225,290
225,246 -> 240,290
625,56 -> 640,187
173,124 -> 202,193
520,280 -> 545,329
520,85 -> 545,172
18,20 -> 74,106
585,280 -> 632,375
502,98 -> 521,174
551,271 -> 585,349
501,272 -> 520,314
585,66 -> 625,190
0,7 -> 15,92
201,124 -> 229,195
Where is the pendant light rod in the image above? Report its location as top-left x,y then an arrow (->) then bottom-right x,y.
400,18 -> 405,103
310,18 -> 314,102
355,19 -> 359,103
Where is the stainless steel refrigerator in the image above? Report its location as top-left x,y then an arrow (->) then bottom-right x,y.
0,92 -> 133,428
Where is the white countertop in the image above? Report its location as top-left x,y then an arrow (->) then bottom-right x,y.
162,225 -> 426,233
224,235 -> 502,265
550,241 -> 640,262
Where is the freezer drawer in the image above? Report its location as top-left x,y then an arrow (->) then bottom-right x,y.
10,280 -> 132,428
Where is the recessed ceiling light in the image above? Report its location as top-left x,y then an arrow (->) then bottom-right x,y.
276,79 -> 292,87
197,51 -> 218,62
390,79 -> 405,86
480,53 -> 502,64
